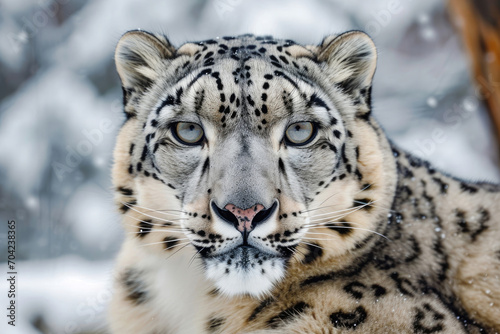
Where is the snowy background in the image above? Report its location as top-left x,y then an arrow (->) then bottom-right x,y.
0,0 -> 499,333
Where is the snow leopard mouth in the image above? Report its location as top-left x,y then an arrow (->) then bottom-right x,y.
212,245 -> 278,269
203,245 -> 288,296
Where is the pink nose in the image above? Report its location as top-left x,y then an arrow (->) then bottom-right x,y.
224,203 -> 265,233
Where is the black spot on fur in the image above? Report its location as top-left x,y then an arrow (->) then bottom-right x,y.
398,163 -> 414,179
156,95 -> 175,114
343,281 -> 366,299
307,94 -> 330,111
274,70 -> 298,88
390,272 -> 417,297
327,222 -> 352,236
267,302 -> 309,329
404,236 -> 422,263
248,298 -> 275,321
302,243 -> 323,264
140,145 -> 148,161
120,200 -> 137,213
207,317 -> 225,333
163,236 -> 178,250
374,255 -> 397,270
431,177 -> 448,194
201,157 -> 210,176
118,187 -> 133,196
371,284 -> 386,297
138,220 -> 154,238
471,207 -> 490,241
278,158 -> 286,175
460,182 -> 478,194
407,154 -> 423,168
330,306 -> 367,329
413,303 -> 445,333
122,268 -> 148,304
353,199 -> 373,211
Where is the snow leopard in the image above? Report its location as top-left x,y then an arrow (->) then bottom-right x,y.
108,30 -> 500,333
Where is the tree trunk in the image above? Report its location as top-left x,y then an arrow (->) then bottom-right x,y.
448,0 -> 500,148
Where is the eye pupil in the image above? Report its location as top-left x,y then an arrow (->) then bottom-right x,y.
174,122 -> 204,145
285,122 -> 316,146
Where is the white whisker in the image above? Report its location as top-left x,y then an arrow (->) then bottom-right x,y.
120,201 -> 187,225
300,241 -> 324,250
140,239 -> 190,248
123,214 -> 183,227
165,243 -> 192,259
306,225 -> 389,240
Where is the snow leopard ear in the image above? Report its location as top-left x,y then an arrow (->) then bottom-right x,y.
115,30 -> 176,90
318,31 -> 377,94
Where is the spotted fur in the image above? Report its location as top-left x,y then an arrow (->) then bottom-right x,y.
108,30 -> 500,333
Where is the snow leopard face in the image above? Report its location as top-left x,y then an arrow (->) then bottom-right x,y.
112,30 -> 394,296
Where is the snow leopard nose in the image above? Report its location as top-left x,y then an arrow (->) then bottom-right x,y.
224,203 -> 265,233
211,201 -> 278,234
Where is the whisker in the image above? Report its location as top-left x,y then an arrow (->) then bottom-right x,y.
306,226 -> 389,240
123,220 -> 189,234
309,201 -> 377,222
308,207 -> 366,223
352,200 -> 397,213
125,202 -> 187,215
127,229 -> 187,235
303,182 -> 375,214
166,243 -> 192,259
124,215 -> 183,227
121,202 -> 187,225
316,190 -> 341,207
140,239 -> 190,248
305,220 -> 363,228
288,246 -> 307,265
300,241 -> 324,250
308,206 -> 362,219
165,241 -> 192,252
301,204 -> 340,214
188,247 -> 205,268
302,237 -> 338,241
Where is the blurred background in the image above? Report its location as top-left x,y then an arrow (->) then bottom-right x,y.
0,0 -> 499,333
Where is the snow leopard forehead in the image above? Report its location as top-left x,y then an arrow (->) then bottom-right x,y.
141,34 -> 339,137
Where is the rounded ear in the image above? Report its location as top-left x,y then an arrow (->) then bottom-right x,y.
317,31 -> 377,93
115,30 -> 176,90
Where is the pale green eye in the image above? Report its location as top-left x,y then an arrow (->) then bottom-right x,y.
174,122 -> 204,145
285,122 -> 316,146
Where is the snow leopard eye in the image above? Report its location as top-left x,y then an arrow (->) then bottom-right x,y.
285,122 -> 317,146
173,122 -> 204,145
